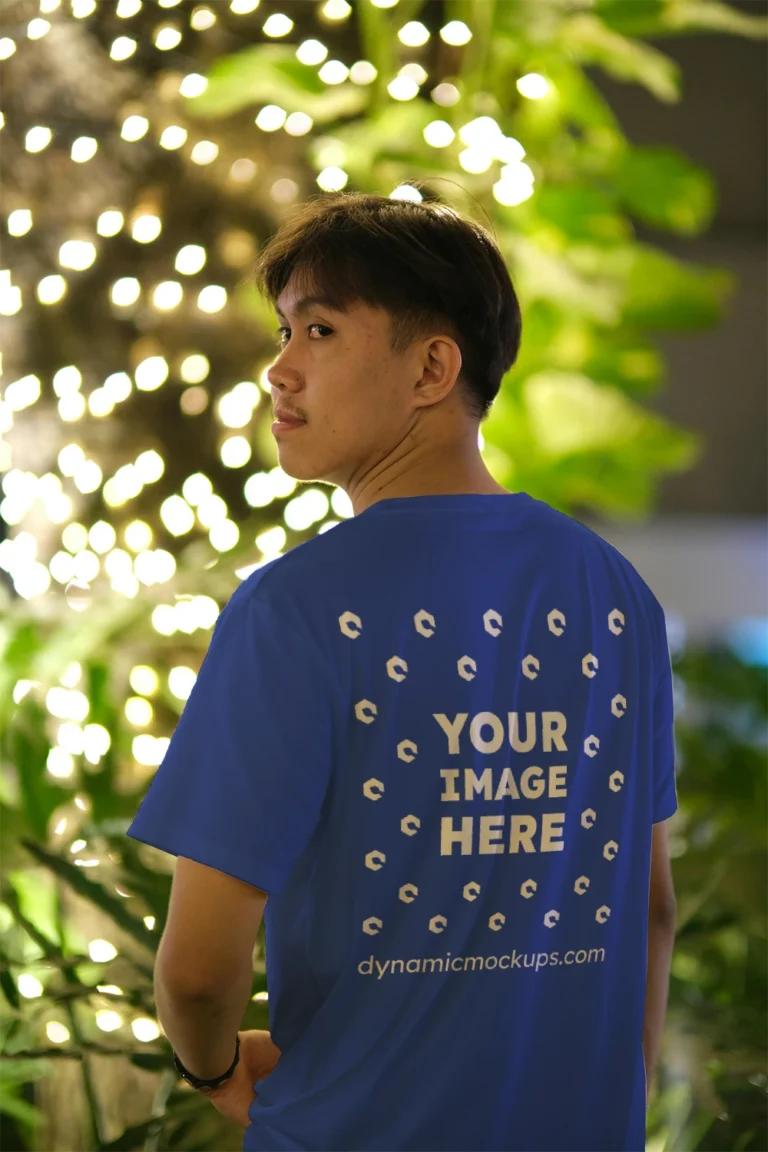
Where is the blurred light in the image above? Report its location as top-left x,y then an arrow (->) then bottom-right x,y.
72,550 -> 100,582
50,551 -> 75,583
71,136 -> 98,162
440,20 -> 471,45
18,974 -> 44,998
459,147 -> 494,174
175,244 -> 206,274
322,0 -> 351,18
256,526 -> 286,556
190,140 -> 218,165
72,0 -> 97,15
388,76 -> 418,101
130,665 -> 159,695
59,241 -> 97,271
155,25 -> 182,50
135,357 -> 169,391
133,734 -> 169,766
331,487 -> 353,518
182,474 -> 213,505
110,37 -> 137,60
121,115 -> 149,142
132,1018 -> 161,1042
180,353 -> 209,383
231,0 -> 260,10
181,386 -> 208,414
263,13 -> 293,36
517,73 -> 550,99
116,0 -> 142,15
13,680 -> 36,704
56,443 -> 82,474
284,487 -> 330,530
125,696 -> 153,726
152,281 -> 183,309
179,73 -> 208,97
132,215 -> 162,243
255,105 -> 287,132
317,167 -> 348,192
47,748 -> 74,778
63,522 -> 89,552
398,21 -> 429,46
134,451 -> 164,484
159,125 -> 187,149
400,62 -> 427,85
431,82 -> 460,106
423,120 -> 455,148
196,494 -> 227,528
229,158 -> 256,182
95,1010 -> 122,1032
54,367 -> 83,397
391,184 -> 422,203
8,209 -> 33,236
5,375 -> 41,412
160,495 -> 195,535
83,723 -> 111,763
209,519 -> 239,552
89,939 -> 117,962
190,7 -> 216,30
26,127 -> 53,153
125,521 -> 153,550
296,39 -> 327,65
169,666 -> 196,700
73,461 -> 103,494
97,210 -> 124,237
39,274 -> 67,305
318,61 -> 348,85
28,18 -> 52,37
349,60 -> 377,84
221,436 -> 252,468
47,1021 -> 71,1043
0,39 -> 17,60
197,285 -> 227,313
111,277 -> 141,306
104,372 -> 132,402
89,521 -> 117,554
284,112 -> 313,136
459,116 -> 502,147
88,388 -> 115,418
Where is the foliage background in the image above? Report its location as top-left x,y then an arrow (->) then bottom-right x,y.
1,0 -> 766,1149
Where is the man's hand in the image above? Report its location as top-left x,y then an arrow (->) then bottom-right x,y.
199,1029 -> 282,1129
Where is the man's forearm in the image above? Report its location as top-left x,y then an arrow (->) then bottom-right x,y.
154,961 -> 254,1081
643,913 -> 677,1097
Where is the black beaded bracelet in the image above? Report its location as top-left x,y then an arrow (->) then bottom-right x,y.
173,1033 -> 240,1091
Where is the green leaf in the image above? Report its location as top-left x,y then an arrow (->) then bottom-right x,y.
623,244 -> 736,329
596,0 -> 768,40
534,183 -> 632,244
558,12 -> 681,102
614,145 -> 716,235
666,1 -> 768,38
18,840 -> 156,954
522,369 -> 702,470
186,44 -> 367,124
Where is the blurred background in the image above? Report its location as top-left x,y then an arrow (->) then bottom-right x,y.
0,1 -> 766,1150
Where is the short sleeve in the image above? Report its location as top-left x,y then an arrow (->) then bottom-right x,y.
652,605 -> 679,824
126,588 -> 335,895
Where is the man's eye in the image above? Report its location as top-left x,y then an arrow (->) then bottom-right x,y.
276,324 -> 332,345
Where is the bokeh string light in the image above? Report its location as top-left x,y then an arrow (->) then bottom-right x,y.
1,0 -> 545,1048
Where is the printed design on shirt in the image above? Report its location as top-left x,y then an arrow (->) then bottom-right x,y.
341,605 -> 628,938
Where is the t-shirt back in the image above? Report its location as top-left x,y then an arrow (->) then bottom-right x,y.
126,492 -> 678,1152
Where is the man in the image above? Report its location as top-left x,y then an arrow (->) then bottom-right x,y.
127,192 -> 677,1151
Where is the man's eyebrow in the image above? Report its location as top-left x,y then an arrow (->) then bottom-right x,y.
275,296 -> 340,320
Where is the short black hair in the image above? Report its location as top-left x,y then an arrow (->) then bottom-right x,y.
253,190 -> 522,423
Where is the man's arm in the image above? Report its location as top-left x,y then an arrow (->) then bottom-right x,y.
643,819 -> 677,1099
153,856 -> 268,1079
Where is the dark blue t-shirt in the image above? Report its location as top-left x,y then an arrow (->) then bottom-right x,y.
127,492 -> 678,1152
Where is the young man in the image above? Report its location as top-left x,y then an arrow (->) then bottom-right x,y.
127,192 -> 677,1151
